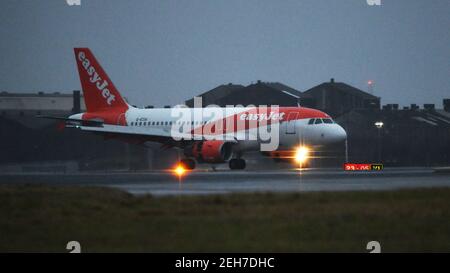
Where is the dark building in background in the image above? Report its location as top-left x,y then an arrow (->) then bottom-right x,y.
186,81 -> 308,107
0,90 -> 158,172
214,81 -> 305,107
1,82 -> 449,171
444,99 -> 450,112
185,79 -> 380,118
72,90 -> 81,113
337,106 -> 450,166
302,78 -> 380,117
185,84 -> 244,107
185,80 -> 449,167
0,90 -> 86,129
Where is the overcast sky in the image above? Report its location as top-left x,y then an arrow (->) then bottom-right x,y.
0,0 -> 449,107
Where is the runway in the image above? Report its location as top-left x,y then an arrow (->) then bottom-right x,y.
1,167 -> 449,196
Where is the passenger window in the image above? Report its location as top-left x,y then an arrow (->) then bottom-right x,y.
314,119 -> 322,124
130,122 -> 134,126
308,119 -> 315,125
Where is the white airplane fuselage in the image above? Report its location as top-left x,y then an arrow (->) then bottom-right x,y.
48,48 -> 347,170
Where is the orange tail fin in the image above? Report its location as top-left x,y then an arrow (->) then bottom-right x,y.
74,48 -> 128,112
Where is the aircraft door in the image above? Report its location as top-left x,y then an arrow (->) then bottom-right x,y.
285,112 -> 298,134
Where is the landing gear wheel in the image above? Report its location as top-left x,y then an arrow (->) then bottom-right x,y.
229,158 -> 246,170
180,158 -> 196,170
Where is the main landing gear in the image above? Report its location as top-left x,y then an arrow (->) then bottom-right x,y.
177,158 -> 245,170
229,158 -> 246,170
179,158 -> 196,170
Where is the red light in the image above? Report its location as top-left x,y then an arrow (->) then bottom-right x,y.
344,163 -> 383,171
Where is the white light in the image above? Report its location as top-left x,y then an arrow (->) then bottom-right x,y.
374,121 -> 384,129
294,146 -> 309,164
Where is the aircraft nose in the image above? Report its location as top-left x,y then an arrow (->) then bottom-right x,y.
334,124 -> 347,142
323,124 -> 347,143
317,123 -> 347,144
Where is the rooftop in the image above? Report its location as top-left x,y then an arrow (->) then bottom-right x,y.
0,91 -> 82,98
303,79 -> 379,100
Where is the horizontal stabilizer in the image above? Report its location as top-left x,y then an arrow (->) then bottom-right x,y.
36,115 -> 104,127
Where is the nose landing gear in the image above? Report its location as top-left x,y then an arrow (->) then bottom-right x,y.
229,158 -> 246,170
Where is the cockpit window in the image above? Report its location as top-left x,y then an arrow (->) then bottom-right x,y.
308,119 -> 315,125
314,118 -> 323,124
322,118 -> 333,124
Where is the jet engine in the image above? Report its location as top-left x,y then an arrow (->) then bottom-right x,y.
185,140 -> 234,163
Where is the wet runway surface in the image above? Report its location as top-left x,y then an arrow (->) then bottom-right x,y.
1,167 -> 450,196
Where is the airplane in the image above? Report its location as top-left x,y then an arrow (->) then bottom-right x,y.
39,48 -> 347,170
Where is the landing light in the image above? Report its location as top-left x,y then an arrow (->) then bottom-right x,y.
294,146 -> 309,164
173,164 -> 186,177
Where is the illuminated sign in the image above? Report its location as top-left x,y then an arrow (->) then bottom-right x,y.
344,163 -> 383,171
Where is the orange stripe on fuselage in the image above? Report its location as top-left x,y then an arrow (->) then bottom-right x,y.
191,107 -> 329,136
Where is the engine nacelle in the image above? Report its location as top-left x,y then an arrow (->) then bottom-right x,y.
185,140 -> 234,163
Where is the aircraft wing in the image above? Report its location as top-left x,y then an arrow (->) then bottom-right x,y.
39,115 -> 241,147
72,124 -> 180,138
68,124 -> 238,147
